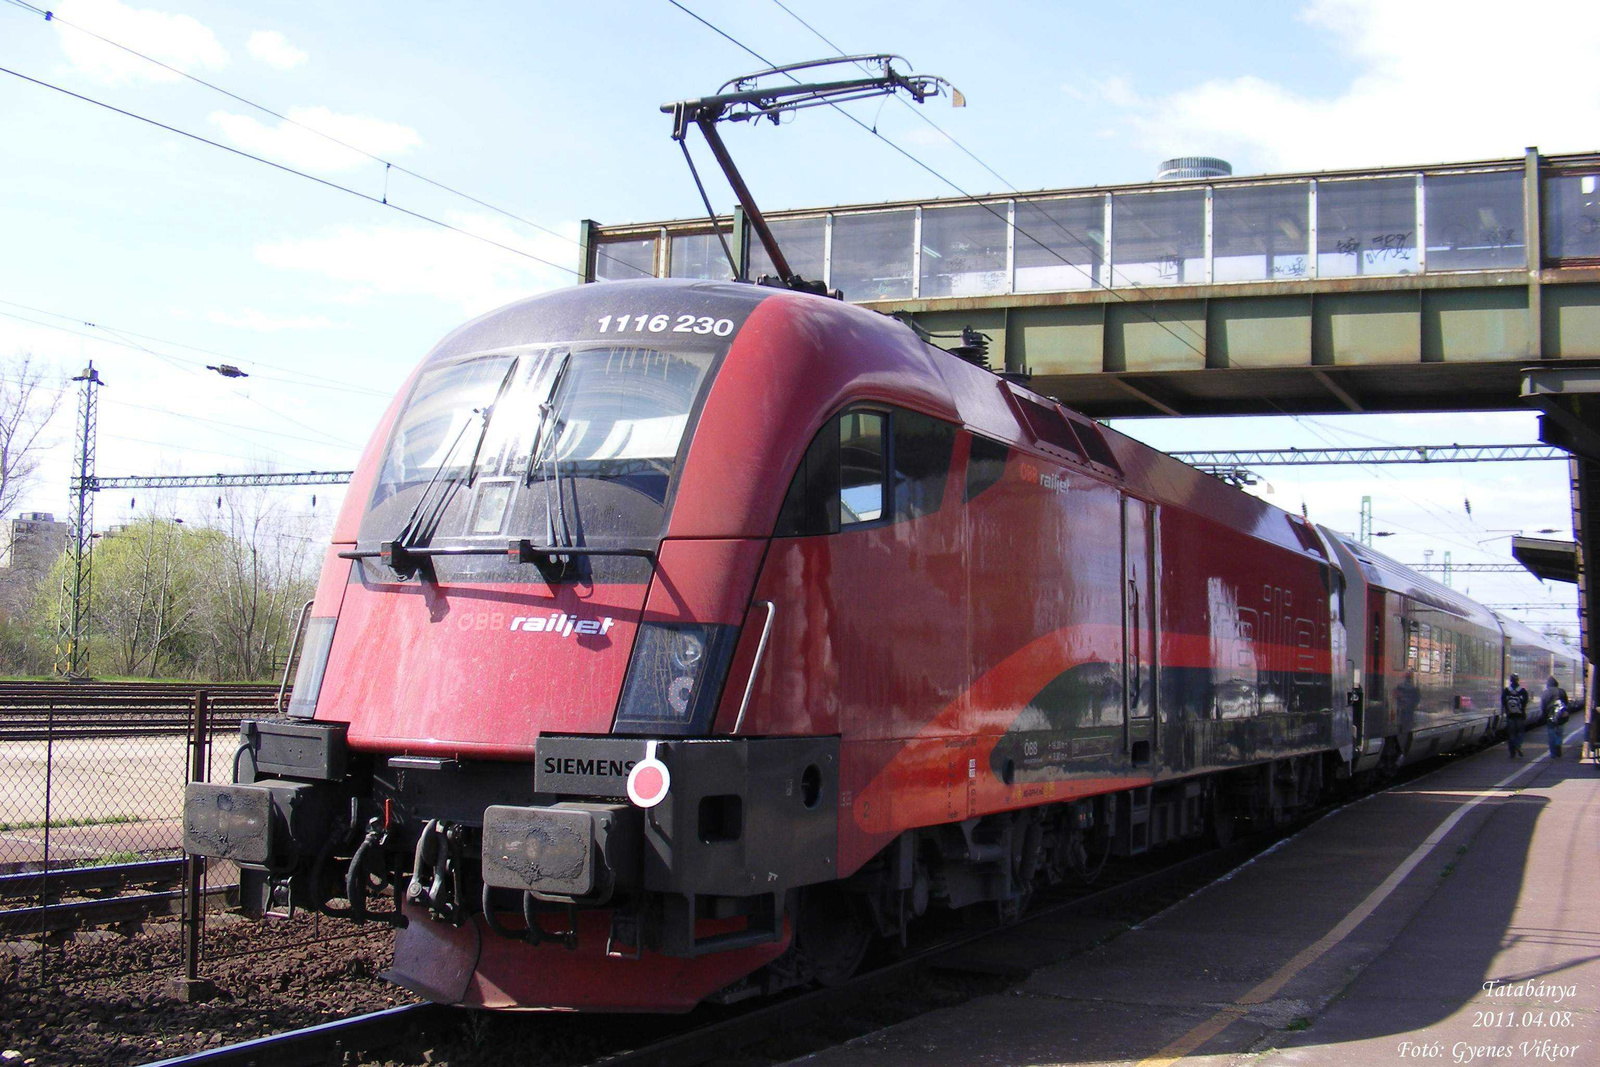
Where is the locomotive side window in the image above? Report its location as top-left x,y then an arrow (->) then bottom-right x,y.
892,410 -> 956,521
839,411 -> 886,525
774,419 -> 841,537
775,406 -> 959,536
965,434 -> 1010,501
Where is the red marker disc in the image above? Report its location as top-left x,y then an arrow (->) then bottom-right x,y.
627,743 -> 670,808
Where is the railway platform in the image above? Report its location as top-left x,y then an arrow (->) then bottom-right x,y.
792,725 -> 1600,1067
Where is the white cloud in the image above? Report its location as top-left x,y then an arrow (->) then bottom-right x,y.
902,126 -> 954,150
1093,0 -> 1600,172
55,0 -> 227,85
246,30 -> 308,71
253,214 -> 577,314
208,107 -> 421,172
206,309 -> 337,332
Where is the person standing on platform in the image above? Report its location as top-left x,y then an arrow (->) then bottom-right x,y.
1541,676 -> 1569,759
1503,673 -> 1529,757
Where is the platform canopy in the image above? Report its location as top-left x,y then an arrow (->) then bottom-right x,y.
1511,535 -> 1579,584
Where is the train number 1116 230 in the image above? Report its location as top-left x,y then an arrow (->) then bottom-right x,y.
597,313 -> 735,337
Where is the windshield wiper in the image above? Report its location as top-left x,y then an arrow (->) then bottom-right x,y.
381,356 -> 520,577
523,350 -> 575,551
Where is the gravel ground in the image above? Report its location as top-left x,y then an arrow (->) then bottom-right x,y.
0,911 -> 411,1066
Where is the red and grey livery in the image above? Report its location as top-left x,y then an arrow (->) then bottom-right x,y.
183,278 -> 1584,1012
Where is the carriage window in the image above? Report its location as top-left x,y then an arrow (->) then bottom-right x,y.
893,410 -> 957,521
839,412 -> 885,525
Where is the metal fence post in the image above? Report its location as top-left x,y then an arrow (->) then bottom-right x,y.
39,695 -> 54,985
169,689 -> 215,1001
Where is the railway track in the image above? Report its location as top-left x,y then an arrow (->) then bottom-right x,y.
130,742 -> 1499,1067
0,858 -> 233,936
139,1003 -> 456,1067
0,681 -> 282,740
132,825 -> 1295,1067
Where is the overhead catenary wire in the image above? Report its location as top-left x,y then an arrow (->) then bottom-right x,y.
103,396 -> 367,453
662,1 -> 1208,358
0,299 -> 391,398
88,321 -> 363,450
0,63 -> 582,280
0,307 -> 369,460
103,430 -> 338,470
767,0 -> 1015,192
0,0 -> 651,278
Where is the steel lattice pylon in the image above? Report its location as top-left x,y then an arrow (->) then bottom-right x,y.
54,363 -> 103,677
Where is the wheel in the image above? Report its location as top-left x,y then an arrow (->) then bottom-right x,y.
794,886 -> 872,987
1207,788 -> 1238,847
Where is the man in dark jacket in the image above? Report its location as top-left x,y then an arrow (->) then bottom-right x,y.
1503,673 -> 1529,757
1541,677 -> 1569,758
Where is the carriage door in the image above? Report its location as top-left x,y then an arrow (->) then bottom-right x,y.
1123,497 -> 1156,764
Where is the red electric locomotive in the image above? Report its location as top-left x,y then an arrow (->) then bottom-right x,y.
181,59 -> 1583,1015
186,277 -> 1380,1011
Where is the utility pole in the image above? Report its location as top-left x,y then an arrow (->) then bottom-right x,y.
55,363 -> 103,678
1359,496 -> 1373,547
1443,551 -> 1453,588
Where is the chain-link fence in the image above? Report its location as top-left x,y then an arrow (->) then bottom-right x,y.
0,683 -> 278,990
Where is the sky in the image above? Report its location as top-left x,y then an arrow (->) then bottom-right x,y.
2,0 -> 1595,637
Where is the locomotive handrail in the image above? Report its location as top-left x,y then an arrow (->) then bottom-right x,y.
733,600 -> 777,735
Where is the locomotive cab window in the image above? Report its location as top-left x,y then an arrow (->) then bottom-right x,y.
839,412 -> 885,525
776,406 -> 957,537
360,344 -> 718,572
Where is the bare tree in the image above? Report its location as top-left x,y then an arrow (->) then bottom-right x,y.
203,488 -> 317,680
0,353 -> 63,523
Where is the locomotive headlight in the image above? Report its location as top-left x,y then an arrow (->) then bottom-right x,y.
614,622 -> 738,736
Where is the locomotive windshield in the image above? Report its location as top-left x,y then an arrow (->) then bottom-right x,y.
360,344 -> 715,562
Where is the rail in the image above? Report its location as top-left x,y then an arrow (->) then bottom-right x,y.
0,859 -> 234,937
0,682 -> 282,740
139,1003 -> 453,1067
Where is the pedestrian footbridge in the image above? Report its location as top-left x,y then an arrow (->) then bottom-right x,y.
582,148 -> 1600,418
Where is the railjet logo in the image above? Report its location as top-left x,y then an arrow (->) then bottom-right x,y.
509,612 -> 617,638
